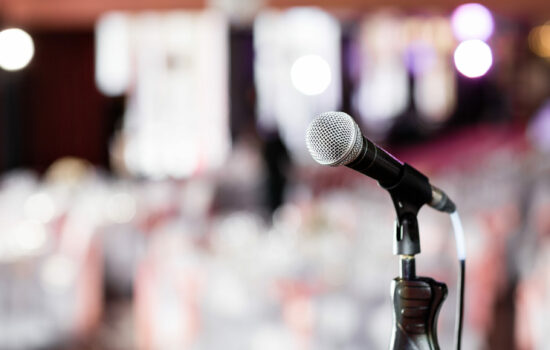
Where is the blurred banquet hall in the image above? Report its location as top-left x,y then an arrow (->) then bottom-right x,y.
0,0 -> 549,349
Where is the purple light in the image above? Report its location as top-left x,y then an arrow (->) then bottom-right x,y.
451,3 -> 494,41
454,39 -> 493,78
527,100 -> 550,152
405,41 -> 436,76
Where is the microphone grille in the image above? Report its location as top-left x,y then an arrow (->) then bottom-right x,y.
305,111 -> 363,166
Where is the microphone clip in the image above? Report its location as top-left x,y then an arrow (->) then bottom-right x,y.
381,164 -> 433,257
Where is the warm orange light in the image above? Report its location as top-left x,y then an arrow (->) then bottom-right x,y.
529,22 -> 550,58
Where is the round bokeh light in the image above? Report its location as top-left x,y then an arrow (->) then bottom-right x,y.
451,3 -> 494,41
290,54 -> 332,96
0,28 -> 35,71
528,23 -> 550,58
454,39 -> 493,78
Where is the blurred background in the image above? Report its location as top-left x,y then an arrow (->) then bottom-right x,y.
0,0 -> 549,349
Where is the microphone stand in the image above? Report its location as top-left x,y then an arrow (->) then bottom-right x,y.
382,165 -> 448,350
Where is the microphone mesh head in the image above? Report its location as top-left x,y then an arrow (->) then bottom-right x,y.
305,111 -> 363,166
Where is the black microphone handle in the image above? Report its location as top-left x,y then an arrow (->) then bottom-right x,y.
346,137 -> 456,213
347,137 -> 403,187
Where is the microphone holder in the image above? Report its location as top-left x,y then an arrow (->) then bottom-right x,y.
380,164 -> 448,350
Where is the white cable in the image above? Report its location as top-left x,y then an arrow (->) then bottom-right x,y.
450,211 -> 466,261
450,210 -> 466,350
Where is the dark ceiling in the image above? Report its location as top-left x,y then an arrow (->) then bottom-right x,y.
0,0 -> 548,29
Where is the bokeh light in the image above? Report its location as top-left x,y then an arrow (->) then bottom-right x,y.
41,254 -> 77,291
0,28 -> 35,71
451,3 -> 494,41
105,192 -> 137,223
454,39 -> 493,78
290,54 -> 332,96
527,101 -> 550,152
13,220 -> 47,253
95,12 -> 131,96
354,13 -> 410,135
528,22 -> 550,58
24,192 -> 56,223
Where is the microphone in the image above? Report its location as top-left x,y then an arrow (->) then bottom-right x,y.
305,111 -> 455,213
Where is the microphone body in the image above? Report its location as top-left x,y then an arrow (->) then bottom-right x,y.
348,136 -> 455,213
305,112 -> 455,213
348,136 -> 403,187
